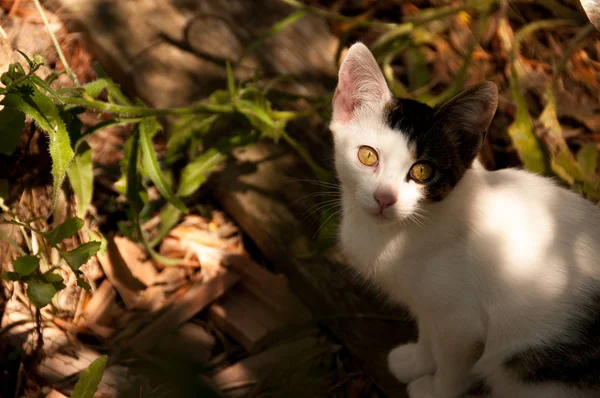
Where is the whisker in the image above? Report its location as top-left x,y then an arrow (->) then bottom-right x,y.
302,200 -> 343,220
291,191 -> 342,206
313,205 -> 348,239
286,178 -> 341,189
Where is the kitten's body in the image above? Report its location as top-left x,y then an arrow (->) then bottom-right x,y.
331,43 -> 600,397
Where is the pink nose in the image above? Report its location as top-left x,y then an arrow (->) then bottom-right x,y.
374,190 -> 397,210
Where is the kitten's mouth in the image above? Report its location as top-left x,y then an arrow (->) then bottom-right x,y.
369,209 -> 394,223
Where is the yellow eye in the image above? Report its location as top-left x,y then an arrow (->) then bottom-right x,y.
358,146 -> 378,166
410,162 -> 434,182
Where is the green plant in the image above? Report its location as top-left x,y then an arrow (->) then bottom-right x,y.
0,211 -> 99,308
71,355 -> 108,398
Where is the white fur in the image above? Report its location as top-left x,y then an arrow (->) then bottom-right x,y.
331,44 -> 600,398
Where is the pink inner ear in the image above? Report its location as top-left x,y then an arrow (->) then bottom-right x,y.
333,66 -> 356,124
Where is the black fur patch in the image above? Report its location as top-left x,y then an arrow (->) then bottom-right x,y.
384,98 -> 481,202
503,294 -> 600,389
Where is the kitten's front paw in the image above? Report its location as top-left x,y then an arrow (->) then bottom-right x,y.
407,375 -> 435,398
388,343 -> 435,383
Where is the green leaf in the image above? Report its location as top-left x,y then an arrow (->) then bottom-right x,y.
60,241 -> 101,272
209,89 -> 231,105
42,217 -> 84,247
237,99 -> 274,128
89,230 -> 108,255
67,143 -> 94,218
41,272 -> 64,283
178,148 -> 227,197
13,255 -> 39,276
149,204 -> 182,247
577,144 -> 597,174
167,114 -> 219,161
71,355 -> 108,398
139,118 -> 188,212
1,89 -> 74,211
577,143 -> 600,200
506,74 -> 547,174
83,79 -> 109,99
76,276 -> 91,291
26,279 -> 58,308
1,272 -> 20,281
0,107 -> 25,155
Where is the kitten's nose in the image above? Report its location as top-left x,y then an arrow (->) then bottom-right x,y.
374,190 -> 397,210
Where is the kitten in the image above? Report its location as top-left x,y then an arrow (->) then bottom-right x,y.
330,42 -> 600,398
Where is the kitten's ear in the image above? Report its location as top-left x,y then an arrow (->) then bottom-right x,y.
332,43 -> 391,124
435,81 -> 498,161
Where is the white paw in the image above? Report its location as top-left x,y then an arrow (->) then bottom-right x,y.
407,375 -> 436,398
388,343 -> 434,383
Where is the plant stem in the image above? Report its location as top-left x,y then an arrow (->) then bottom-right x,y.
557,23 -> 596,78
33,0 -> 79,86
281,130 -> 332,181
60,96 -> 234,116
278,0 -> 397,29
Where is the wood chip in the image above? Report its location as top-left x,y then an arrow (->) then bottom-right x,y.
96,237 -> 146,309
222,254 -> 311,323
112,236 -> 158,286
209,284 -> 284,353
79,280 -> 117,339
45,390 -> 68,398
132,269 -> 239,352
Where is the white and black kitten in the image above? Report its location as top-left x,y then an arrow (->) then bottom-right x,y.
330,42 -> 600,398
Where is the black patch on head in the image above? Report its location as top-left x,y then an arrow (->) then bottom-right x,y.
384,98 -> 479,202
503,294 -> 600,389
383,82 -> 497,202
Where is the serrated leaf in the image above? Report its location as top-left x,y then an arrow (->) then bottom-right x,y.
177,148 -> 227,197
42,217 -> 84,246
60,106 -> 85,146
60,241 -> 101,272
139,118 -> 188,213
83,79 -> 109,99
1,89 -> 74,211
71,355 -> 107,398
67,143 -> 93,218
0,107 -> 25,155
13,255 -> 39,276
167,114 -> 218,161
26,279 -> 58,308
1,272 -> 20,281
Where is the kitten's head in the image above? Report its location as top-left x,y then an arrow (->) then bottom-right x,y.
330,43 -> 498,223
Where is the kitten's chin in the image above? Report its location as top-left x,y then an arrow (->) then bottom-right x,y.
366,210 -> 398,225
